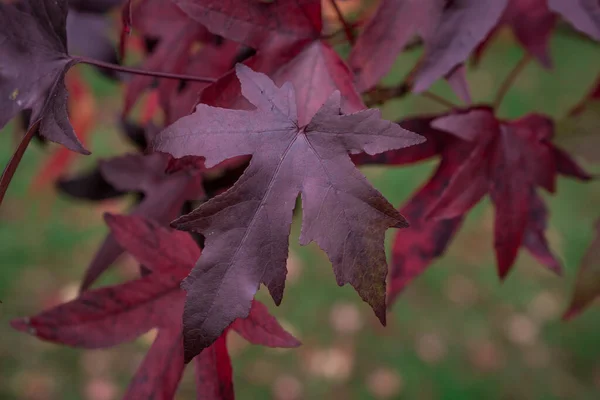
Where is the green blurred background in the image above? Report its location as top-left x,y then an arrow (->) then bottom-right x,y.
1,19 -> 600,400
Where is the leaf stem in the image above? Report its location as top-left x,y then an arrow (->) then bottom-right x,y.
493,54 -> 531,109
75,57 -> 217,83
421,91 -> 458,110
328,0 -> 355,44
0,120 -> 40,207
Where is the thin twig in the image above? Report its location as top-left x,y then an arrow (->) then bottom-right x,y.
493,54 -> 531,109
75,56 -> 217,83
421,91 -> 458,110
328,0 -> 355,44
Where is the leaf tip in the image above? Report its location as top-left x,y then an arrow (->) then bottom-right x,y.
10,317 -> 31,333
102,212 -> 117,225
562,305 -> 580,321
394,218 -> 410,229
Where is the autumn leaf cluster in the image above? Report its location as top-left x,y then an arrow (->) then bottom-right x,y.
1,0 -> 599,398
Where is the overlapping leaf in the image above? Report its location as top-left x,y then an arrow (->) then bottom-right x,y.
12,214 -> 300,399
178,0 -> 365,124
475,0 -> 557,67
152,64 -> 424,361
80,152 -> 203,290
0,0 -> 87,153
123,0 -> 213,115
355,112 -> 591,304
349,0 -> 508,92
548,0 -> 600,41
428,107 -> 591,278
173,0 -> 322,51
475,0 -> 600,66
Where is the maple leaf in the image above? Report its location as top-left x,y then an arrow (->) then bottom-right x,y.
55,120 -> 149,201
475,0 -> 600,66
426,107 -> 591,278
159,38 -> 242,125
32,70 -> 95,191
358,117 -> 470,304
152,63 -> 424,361
0,0 -> 88,153
474,0 -> 557,67
354,114 -> 590,303
80,152 -> 203,290
11,214 -> 299,399
176,0 -> 365,124
173,0 -> 322,51
548,0 -> 600,41
349,0 -> 508,92
123,0 -> 213,115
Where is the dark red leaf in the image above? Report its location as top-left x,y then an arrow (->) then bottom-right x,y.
194,335 -> 234,400
56,167 -> 125,201
159,39 -> 242,125
489,127 -> 533,277
356,117 -> 471,303
12,214 -> 299,398
428,107 -> 589,278
548,0 -> 600,41
152,64 -> 424,361
231,300 -> 301,348
475,0 -> 556,67
10,272 -> 185,347
199,38 -> 365,126
522,192 -> 562,274
553,147 -> 594,181
123,0 -> 210,115
389,155 -> 466,304
0,0 -> 88,153
349,0 -> 507,92
81,153 -> 203,290
270,41 -> 364,125
352,117 -> 451,166
123,329 -> 186,400
105,213 -> 200,275
173,0 -> 322,50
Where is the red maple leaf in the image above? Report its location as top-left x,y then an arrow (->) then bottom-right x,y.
31,70 -> 95,191
11,214 -> 300,399
0,0 -> 89,153
428,107 -> 591,278
354,111 -> 591,304
152,63 -> 424,361
474,0 -> 557,67
80,152 -> 204,290
474,0 -> 600,67
123,0 -> 214,115
349,0 -> 508,93
548,0 -> 600,41
176,0 -> 365,125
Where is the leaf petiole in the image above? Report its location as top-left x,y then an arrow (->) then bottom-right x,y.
75,56 -> 217,83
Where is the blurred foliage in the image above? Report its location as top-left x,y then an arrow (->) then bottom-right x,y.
1,21 -> 600,400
